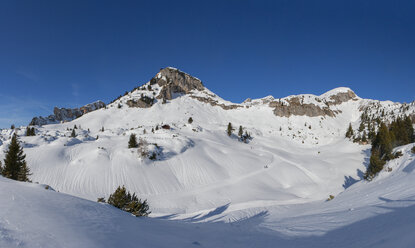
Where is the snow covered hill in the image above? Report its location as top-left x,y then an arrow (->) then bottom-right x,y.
1,67 -> 415,247
1,144 -> 415,248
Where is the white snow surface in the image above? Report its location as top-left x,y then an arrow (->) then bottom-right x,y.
1,144 -> 415,248
1,82 -> 415,247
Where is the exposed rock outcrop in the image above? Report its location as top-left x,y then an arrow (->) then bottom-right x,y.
270,100 -> 337,117
155,67 -> 205,100
126,98 -> 154,108
269,90 -> 356,117
30,101 -> 106,126
189,96 -> 243,110
326,90 -> 358,106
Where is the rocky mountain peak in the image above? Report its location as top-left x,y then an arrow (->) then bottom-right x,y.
319,87 -> 358,105
153,67 -> 205,100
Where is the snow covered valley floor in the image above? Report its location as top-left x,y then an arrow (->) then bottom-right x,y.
1,143 -> 415,248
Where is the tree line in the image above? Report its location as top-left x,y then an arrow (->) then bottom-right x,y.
365,116 -> 414,180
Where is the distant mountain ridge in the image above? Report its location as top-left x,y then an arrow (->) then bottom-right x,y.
30,101 -> 106,126
28,67 -> 415,126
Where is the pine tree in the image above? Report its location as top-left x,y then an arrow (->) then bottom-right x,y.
362,130 -> 367,143
128,134 -> 138,148
188,117 -> 193,124
107,186 -> 150,217
359,122 -> 365,132
238,125 -> 243,138
26,127 -> 35,136
17,162 -> 31,182
108,186 -> 130,209
345,123 -> 354,138
404,115 -> 414,143
372,122 -> 392,160
365,150 -> 386,180
70,129 -> 76,138
2,134 -> 31,181
227,123 -> 233,136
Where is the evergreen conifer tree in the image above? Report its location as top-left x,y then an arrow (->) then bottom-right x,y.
70,129 -> 76,138
188,117 -> 193,124
17,162 -> 31,182
108,186 -> 130,209
365,150 -> 386,180
107,186 -> 150,217
404,116 -> 414,143
345,123 -> 354,138
238,125 -> 243,138
359,122 -> 365,132
25,127 -> 35,136
128,134 -> 138,148
372,122 -> 392,160
227,123 -> 233,136
2,134 -> 31,181
362,130 -> 367,142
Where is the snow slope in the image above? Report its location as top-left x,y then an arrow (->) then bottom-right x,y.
1,91 -> 370,214
1,144 -> 415,248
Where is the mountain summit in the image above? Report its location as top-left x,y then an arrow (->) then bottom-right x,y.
154,67 -> 205,100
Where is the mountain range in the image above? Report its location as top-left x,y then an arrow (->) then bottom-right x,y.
1,67 -> 415,247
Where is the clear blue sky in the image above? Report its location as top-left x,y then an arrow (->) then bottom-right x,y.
1,0 -> 414,128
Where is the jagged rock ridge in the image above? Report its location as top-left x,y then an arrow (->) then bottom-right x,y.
30,101 -> 106,126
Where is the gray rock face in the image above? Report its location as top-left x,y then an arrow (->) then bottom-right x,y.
189,96 -> 243,110
29,115 -> 59,126
155,67 -> 205,100
270,98 -> 336,118
327,90 -> 357,106
30,101 -> 106,126
270,90 -> 356,117
126,99 -> 153,108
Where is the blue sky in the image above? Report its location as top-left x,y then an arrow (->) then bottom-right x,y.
0,0 -> 414,128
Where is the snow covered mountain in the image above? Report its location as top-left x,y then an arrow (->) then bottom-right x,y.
1,67 -> 415,247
